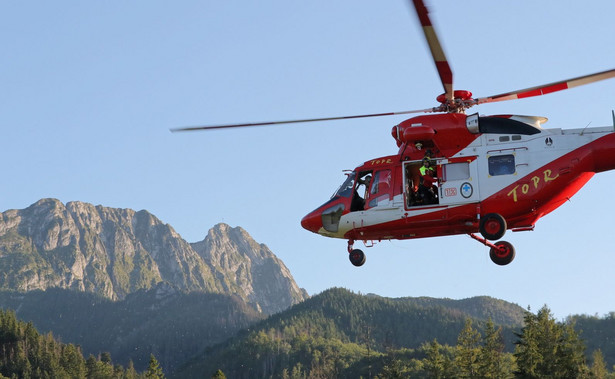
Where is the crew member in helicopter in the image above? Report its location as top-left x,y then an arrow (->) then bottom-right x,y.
351,174 -> 372,211
418,158 -> 438,204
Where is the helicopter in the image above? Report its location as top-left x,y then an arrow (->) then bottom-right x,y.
173,0 -> 615,267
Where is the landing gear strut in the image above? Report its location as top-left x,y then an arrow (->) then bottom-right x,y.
347,239 -> 366,267
469,233 -> 516,266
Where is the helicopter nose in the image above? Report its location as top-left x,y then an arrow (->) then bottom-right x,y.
301,210 -> 322,234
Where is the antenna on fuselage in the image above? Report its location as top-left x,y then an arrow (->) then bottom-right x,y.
580,121 -> 592,136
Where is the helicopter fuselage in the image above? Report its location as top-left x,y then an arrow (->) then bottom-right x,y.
301,113 -> 615,247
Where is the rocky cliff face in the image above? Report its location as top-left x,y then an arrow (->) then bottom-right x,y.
192,224 -> 308,314
0,199 -> 307,314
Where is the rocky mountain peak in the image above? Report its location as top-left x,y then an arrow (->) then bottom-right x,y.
0,199 -> 307,314
192,223 -> 308,314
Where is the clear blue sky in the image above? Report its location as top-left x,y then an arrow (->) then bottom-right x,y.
2,0 -> 615,320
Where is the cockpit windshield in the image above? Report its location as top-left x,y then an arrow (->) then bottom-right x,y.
331,172 -> 355,199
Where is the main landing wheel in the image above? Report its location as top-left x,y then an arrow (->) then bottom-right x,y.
480,213 -> 507,240
349,249 -> 366,267
489,241 -> 515,266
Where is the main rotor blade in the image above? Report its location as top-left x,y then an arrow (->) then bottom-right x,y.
171,108 -> 434,132
475,68 -> 615,105
410,0 -> 453,102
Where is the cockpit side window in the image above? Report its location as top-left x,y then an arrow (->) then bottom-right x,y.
351,171 -> 373,212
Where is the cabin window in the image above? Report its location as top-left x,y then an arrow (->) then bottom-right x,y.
488,154 -> 516,176
443,162 -> 470,181
499,136 -> 510,142
512,135 -> 522,141
370,170 -> 392,195
368,169 -> 392,208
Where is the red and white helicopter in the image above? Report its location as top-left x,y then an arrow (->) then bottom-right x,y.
174,0 -> 615,267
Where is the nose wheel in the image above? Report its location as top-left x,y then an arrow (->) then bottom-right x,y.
469,233 -> 516,265
348,240 -> 366,267
349,249 -> 366,266
489,240 -> 515,266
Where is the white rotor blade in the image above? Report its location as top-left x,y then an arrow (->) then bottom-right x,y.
171,108 -> 435,132
475,68 -> 615,105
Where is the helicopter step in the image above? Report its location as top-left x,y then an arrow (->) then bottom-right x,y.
469,233 -> 515,266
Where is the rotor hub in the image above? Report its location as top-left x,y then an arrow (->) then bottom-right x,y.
436,90 -> 472,103
435,90 -> 474,113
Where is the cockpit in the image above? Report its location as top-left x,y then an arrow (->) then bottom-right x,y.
302,162 -> 395,236
330,170 -> 372,211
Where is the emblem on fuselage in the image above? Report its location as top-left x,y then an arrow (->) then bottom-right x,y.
461,182 -> 473,198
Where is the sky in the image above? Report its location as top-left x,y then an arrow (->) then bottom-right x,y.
1,0 -> 615,320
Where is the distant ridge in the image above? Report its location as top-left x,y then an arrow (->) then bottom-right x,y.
392,295 -> 526,325
0,198 -> 307,314
174,287 -> 528,377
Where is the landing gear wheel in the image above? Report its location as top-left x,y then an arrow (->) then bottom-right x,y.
349,249 -> 366,267
480,213 -> 507,240
489,241 -> 515,266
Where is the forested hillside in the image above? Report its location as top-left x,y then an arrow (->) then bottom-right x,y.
0,309 -> 165,378
572,313 -> 615,368
392,295 -> 526,326
0,285 -> 264,373
174,288 -> 526,377
174,289 -> 614,378
2,285 -> 615,378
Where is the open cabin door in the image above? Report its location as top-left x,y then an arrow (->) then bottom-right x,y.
437,157 -> 480,205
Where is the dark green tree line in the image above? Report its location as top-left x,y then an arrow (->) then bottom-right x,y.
0,309 -> 163,378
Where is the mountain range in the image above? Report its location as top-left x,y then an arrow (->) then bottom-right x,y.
0,198 -> 307,315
